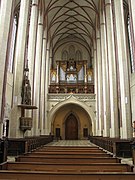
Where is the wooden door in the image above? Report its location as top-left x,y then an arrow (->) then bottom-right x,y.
65,113 -> 78,140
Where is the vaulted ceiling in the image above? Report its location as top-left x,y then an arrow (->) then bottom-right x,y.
14,0 -> 100,55
14,0 -> 129,54
45,0 -> 99,53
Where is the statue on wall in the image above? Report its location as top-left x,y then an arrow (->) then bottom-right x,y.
21,60 -> 31,105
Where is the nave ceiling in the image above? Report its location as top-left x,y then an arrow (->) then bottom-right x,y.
14,0 -> 100,61
45,0 -> 99,53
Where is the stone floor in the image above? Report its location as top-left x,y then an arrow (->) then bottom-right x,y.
45,140 -> 96,146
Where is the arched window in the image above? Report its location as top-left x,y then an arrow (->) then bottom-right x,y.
127,14 -> 135,73
8,14 -> 18,73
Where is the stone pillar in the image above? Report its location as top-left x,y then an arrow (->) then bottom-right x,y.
45,45 -> 50,134
0,0 -> 13,135
40,31 -> 47,135
128,0 -> 135,129
129,0 -> 135,32
33,11 -> 43,136
93,40 -> 98,136
113,0 -> 132,138
27,0 -> 39,103
105,0 -> 119,137
128,0 -> 135,69
96,30 -> 103,136
10,0 -> 30,137
26,0 -> 39,136
100,8 -> 110,137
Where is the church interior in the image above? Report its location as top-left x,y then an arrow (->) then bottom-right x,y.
0,0 -> 135,179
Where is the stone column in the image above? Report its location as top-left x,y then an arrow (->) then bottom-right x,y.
0,0 -> 13,135
113,0 -> 132,138
96,29 -> 103,136
33,11 -> 43,136
100,8 -> 110,137
10,0 -> 30,137
105,0 -> 119,138
93,40 -> 98,136
40,31 -> 47,135
27,0 -> 39,103
129,0 -> 135,31
26,0 -> 39,136
128,0 -> 135,69
44,44 -> 50,134
128,0 -> 135,128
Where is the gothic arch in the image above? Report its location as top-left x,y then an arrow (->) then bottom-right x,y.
75,50 -> 82,61
48,95 -> 95,135
69,45 -> 75,59
61,50 -> 68,61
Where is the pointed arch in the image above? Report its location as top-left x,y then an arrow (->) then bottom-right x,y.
48,95 -> 95,135
62,50 -> 68,61
75,50 -> 82,61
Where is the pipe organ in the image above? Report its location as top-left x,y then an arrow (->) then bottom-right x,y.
49,59 -> 94,94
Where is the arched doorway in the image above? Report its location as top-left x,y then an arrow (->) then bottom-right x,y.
65,113 -> 78,140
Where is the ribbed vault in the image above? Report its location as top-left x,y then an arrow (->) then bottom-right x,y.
45,0 -> 99,58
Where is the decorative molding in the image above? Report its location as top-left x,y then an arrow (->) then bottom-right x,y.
48,93 -> 95,102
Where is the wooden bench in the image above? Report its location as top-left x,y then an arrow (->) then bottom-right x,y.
29,150 -> 108,155
132,140 -> 135,165
89,136 -> 133,158
0,162 -> 133,172
18,153 -> 112,159
0,170 -> 135,180
7,135 -> 53,156
37,148 -> 103,152
16,156 -> 120,164
0,139 -> 4,163
41,146 -> 99,150
1,144 -> 135,179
